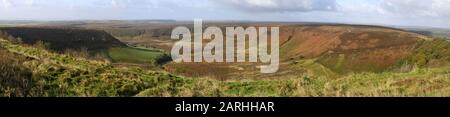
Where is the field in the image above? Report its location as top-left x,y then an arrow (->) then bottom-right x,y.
107,47 -> 168,65
108,47 -> 160,63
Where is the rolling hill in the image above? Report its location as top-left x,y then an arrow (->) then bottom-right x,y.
5,23 -> 443,80
163,24 -> 448,79
1,37 -> 449,97
1,22 -> 449,97
0,27 -> 126,51
0,27 -> 169,66
279,25 -> 428,73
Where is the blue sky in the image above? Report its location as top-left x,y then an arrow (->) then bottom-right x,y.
1,0 -> 450,28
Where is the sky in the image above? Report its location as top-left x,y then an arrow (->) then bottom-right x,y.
1,0 -> 450,28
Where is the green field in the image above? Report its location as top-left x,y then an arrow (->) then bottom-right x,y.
86,45 -> 169,66
107,47 -> 167,64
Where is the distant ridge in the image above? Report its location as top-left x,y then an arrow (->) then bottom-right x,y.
0,27 -> 126,51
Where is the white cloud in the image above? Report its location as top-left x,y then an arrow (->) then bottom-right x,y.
243,0 -> 277,7
380,0 -> 450,18
1,0 -> 450,28
218,0 -> 337,12
107,0 -> 144,8
24,0 -> 35,6
1,0 -> 13,9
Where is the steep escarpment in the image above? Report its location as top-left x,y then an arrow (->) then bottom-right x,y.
279,25 -> 430,73
0,27 -> 126,51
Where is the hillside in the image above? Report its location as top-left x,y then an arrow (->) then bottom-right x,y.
0,27 -> 126,51
78,22 -> 444,79
0,27 -> 170,67
0,38 -> 178,96
165,25 -> 442,79
279,25 -> 428,73
1,38 -> 450,97
41,22 -> 445,79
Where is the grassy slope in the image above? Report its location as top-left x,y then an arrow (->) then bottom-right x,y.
0,38 -> 182,96
288,59 -> 339,78
1,38 -> 449,97
399,39 -> 450,67
108,47 -> 166,64
136,66 -> 450,97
